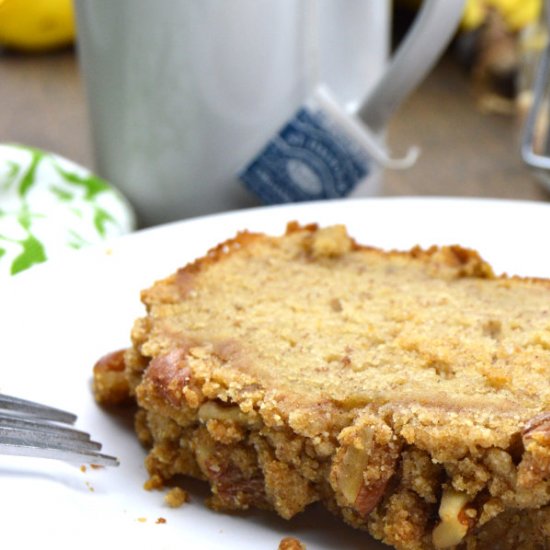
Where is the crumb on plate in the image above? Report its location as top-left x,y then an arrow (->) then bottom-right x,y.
164,487 -> 189,508
278,536 -> 306,550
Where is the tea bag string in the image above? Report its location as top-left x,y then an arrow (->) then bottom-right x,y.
303,0 -> 418,170
304,0 -> 321,96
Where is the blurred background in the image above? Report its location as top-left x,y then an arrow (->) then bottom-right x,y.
0,0 -> 548,203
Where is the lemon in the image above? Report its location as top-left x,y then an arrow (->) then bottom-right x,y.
462,0 -> 542,31
399,0 -> 542,33
0,0 -> 75,52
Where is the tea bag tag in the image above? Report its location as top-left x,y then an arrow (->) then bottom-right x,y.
239,87 -> 419,204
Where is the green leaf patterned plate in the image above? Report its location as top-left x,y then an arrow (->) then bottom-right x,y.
0,144 -> 135,275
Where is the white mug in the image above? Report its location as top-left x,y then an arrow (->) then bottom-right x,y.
75,0 -> 463,226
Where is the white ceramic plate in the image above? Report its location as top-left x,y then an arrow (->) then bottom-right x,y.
2,197 -> 550,549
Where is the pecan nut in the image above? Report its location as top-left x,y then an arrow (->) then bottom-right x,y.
518,412 -> 550,488
432,488 -> 476,549
330,415 -> 400,518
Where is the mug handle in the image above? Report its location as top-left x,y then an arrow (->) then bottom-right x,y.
358,0 -> 465,133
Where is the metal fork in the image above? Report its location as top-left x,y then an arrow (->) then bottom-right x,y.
0,394 -> 119,466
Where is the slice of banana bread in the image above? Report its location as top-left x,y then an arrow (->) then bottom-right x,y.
94,223 -> 550,549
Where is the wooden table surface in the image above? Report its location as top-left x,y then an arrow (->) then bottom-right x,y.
1,47 -> 548,205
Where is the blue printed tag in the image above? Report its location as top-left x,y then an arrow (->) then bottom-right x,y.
240,107 -> 370,204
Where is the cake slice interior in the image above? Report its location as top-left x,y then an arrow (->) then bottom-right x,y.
94,223 -> 550,549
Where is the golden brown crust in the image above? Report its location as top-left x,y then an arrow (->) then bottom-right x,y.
92,349 -> 131,405
95,223 -> 550,549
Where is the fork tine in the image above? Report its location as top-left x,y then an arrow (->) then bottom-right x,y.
0,395 -> 119,467
0,430 -> 119,466
0,394 -> 76,424
0,414 -> 93,442
0,426 -> 101,450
